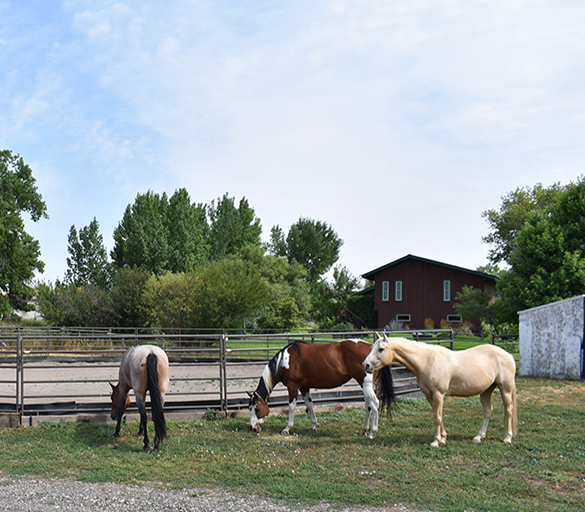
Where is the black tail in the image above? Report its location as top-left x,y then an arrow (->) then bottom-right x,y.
147,353 -> 167,440
376,365 -> 397,413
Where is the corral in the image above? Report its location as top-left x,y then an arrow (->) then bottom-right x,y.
0,328 -> 444,426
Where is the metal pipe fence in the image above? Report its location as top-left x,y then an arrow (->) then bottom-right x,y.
0,328 -> 453,425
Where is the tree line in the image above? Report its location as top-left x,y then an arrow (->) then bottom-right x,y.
3,149 -> 585,332
2,149 -> 365,329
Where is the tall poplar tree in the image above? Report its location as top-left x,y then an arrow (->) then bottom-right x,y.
207,194 -> 262,260
65,218 -> 111,288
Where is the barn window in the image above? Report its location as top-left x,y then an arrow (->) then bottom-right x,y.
396,314 -> 411,322
395,280 -> 403,301
382,281 -> 389,302
446,314 -> 462,323
443,280 -> 451,302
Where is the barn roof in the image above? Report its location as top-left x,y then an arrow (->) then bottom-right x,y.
362,254 -> 497,281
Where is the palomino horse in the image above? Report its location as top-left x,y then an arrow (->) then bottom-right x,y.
248,339 -> 395,437
363,332 -> 517,447
110,344 -> 169,451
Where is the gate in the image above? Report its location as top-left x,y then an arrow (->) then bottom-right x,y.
0,328 -> 451,425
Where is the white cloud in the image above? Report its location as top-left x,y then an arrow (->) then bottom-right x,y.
3,0 -> 585,281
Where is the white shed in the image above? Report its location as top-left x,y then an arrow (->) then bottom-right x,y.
519,295 -> 584,380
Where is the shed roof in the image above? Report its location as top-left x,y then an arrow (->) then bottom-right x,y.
362,254 -> 497,281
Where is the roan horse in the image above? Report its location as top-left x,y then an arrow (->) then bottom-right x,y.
248,339 -> 396,437
110,344 -> 169,451
363,332 -> 518,447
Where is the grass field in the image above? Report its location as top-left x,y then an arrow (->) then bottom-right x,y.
0,376 -> 583,512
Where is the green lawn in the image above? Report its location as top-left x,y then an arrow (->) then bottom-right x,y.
0,376 -> 583,511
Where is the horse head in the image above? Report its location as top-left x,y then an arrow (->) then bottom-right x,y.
363,332 -> 394,374
109,382 -> 131,421
247,391 -> 269,432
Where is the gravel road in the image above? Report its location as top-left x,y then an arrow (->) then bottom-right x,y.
0,476 -> 429,512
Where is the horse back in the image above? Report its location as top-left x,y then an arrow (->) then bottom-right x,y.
122,345 -> 169,397
285,340 -> 369,388
443,344 -> 516,396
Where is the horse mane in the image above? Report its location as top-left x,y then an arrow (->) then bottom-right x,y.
286,339 -> 306,354
254,343 -> 297,401
376,365 -> 397,415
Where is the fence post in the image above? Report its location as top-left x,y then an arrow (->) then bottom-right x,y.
16,330 -> 23,422
220,332 -> 227,413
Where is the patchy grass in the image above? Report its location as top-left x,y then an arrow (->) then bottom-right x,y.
0,377 -> 583,511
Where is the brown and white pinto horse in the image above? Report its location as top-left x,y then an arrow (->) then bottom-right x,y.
110,344 -> 169,451
248,339 -> 395,437
363,332 -> 518,447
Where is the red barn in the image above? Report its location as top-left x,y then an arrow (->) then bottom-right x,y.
362,254 -> 497,331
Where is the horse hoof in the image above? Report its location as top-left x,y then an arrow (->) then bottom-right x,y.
309,426 -> 317,432
503,436 -> 513,445
472,436 -> 482,444
280,429 -> 290,436
430,440 -> 440,448
112,433 -> 120,439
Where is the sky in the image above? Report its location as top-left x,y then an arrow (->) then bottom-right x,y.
2,0 -> 585,285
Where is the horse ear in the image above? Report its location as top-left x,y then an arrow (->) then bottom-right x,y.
109,382 -> 116,389
383,332 -> 390,342
247,391 -> 253,398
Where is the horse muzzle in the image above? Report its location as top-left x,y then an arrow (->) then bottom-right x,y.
363,361 -> 374,374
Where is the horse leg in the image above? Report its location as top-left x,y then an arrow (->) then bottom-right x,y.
473,385 -> 496,443
113,395 -> 127,439
500,384 -> 516,445
281,389 -> 298,435
428,392 -> 446,447
136,397 -> 150,451
303,390 -> 318,432
360,373 -> 379,438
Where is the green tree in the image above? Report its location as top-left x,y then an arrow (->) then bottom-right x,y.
141,271 -> 197,330
267,225 -> 287,257
141,256 -> 270,329
208,194 -> 262,260
65,218 -> 111,288
0,150 -> 48,316
165,189 -> 209,272
330,265 -> 361,305
36,282 -> 114,326
496,178 -> 585,321
239,245 -> 310,330
280,217 -> 343,284
112,191 -> 169,273
453,285 -> 493,324
482,182 -> 564,264
195,257 -> 269,328
110,266 -> 151,327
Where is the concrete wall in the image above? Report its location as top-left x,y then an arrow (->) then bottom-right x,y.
519,295 -> 584,380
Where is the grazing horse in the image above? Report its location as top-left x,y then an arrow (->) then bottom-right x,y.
110,344 -> 169,451
363,332 -> 518,447
248,339 -> 395,437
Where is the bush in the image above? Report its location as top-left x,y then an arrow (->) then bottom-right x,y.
385,320 -> 404,331
36,283 -> 114,327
